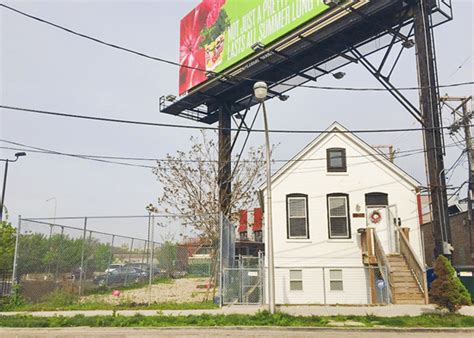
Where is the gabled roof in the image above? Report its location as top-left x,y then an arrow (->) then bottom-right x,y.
260,121 -> 421,191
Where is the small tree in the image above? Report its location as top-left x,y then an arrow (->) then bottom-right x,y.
0,220 -> 16,270
430,255 -> 471,313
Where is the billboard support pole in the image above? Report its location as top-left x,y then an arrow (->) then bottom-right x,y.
218,103 -> 232,219
413,0 -> 451,259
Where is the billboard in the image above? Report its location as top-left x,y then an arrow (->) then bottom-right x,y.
179,0 -> 331,95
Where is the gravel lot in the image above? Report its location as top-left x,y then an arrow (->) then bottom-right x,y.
82,278 -> 211,304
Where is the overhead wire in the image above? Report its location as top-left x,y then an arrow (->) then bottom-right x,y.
0,139 -> 465,169
1,3 -> 473,93
2,104 -> 472,135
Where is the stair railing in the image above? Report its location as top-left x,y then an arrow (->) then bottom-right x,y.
373,230 -> 393,303
396,226 -> 429,304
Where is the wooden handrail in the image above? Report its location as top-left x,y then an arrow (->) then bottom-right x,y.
373,231 -> 393,303
396,226 -> 429,304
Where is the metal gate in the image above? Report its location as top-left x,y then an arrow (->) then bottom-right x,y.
222,266 -> 264,305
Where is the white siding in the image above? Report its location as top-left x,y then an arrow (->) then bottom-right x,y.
263,126 -> 422,304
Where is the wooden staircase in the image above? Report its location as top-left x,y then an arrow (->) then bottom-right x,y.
387,254 -> 425,305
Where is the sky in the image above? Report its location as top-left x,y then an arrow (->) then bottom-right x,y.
0,0 -> 473,239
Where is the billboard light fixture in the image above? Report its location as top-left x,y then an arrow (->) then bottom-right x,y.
402,39 -> 415,49
165,95 -> 177,102
332,71 -> 346,79
278,94 -> 290,102
251,42 -> 265,52
253,82 -> 268,101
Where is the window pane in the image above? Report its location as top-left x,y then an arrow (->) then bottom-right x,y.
290,270 -> 302,280
330,280 -> 343,291
290,281 -> 303,291
288,198 -> 306,217
289,218 -> 307,237
366,193 -> 388,206
329,150 -> 344,168
330,218 -> 348,237
329,269 -> 343,280
330,197 -> 346,217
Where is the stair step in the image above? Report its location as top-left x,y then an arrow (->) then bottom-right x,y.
394,288 -> 423,294
391,267 -> 410,272
391,271 -> 413,277
392,282 -> 419,288
395,299 -> 425,305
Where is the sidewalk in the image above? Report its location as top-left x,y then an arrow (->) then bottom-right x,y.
1,305 -> 474,317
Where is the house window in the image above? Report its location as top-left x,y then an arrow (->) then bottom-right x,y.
286,194 -> 309,239
289,269 -> 303,291
329,269 -> 343,291
327,148 -> 347,172
365,192 -> 388,206
327,194 -> 350,238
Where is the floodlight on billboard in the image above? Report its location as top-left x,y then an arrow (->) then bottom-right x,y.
179,0 -> 332,95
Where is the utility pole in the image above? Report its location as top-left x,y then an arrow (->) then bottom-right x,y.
441,95 -> 474,221
413,0 -> 451,258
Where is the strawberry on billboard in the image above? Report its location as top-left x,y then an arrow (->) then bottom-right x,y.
179,0 -> 330,95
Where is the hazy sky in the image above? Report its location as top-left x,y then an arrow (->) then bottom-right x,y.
1,0 -> 473,239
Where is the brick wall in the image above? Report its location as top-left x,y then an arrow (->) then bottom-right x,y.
421,211 -> 474,266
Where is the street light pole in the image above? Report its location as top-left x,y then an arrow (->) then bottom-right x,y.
254,81 -> 276,314
0,152 -> 27,222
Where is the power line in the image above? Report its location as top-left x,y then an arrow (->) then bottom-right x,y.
1,104 -> 468,134
0,138 -> 464,165
0,140 -> 155,169
1,3 -> 473,93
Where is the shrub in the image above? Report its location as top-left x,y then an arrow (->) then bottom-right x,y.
430,255 -> 471,313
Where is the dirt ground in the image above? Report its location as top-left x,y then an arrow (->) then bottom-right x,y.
81,278 -> 211,304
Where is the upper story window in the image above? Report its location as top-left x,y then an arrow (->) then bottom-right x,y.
286,194 -> 309,239
327,193 -> 351,239
365,192 -> 389,206
327,148 -> 347,172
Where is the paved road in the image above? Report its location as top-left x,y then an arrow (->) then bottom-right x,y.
1,328 -> 473,338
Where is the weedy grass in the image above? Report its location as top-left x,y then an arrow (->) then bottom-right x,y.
0,312 -> 473,328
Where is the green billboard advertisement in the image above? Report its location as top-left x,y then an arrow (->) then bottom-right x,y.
179,0 -> 330,95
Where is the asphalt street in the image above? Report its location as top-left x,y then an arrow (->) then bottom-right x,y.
1,328 -> 473,338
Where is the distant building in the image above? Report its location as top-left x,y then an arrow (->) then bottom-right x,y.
421,201 -> 474,266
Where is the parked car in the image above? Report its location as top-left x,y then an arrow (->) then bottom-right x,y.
93,266 -> 147,286
124,263 -> 163,277
105,264 -> 124,273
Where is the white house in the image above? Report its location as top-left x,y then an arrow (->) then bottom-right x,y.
261,122 -> 428,305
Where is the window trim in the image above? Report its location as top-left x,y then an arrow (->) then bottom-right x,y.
289,269 -> 303,291
286,194 -> 310,239
329,269 -> 344,291
327,193 -> 351,239
327,148 -> 347,172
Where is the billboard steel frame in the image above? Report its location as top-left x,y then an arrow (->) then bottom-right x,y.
159,0 -> 454,254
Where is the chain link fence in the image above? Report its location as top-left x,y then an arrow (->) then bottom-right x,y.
12,216 -> 215,305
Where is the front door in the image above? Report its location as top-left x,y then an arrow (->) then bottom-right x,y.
365,193 -> 398,254
367,206 -> 393,253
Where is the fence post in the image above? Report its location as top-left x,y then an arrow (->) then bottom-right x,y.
124,238 -> 135,286
219,212 -> 224,308
322,267 -> 327,305
105,234 -> 115,287
78,217 -> 88,296
54,226 -> 65,282
11,215 -> 22,290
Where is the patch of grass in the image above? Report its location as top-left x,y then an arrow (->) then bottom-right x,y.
2,300 -> 217,312
0,312 -> 473,328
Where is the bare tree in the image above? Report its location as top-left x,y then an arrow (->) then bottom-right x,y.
152,130 -> 267,299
